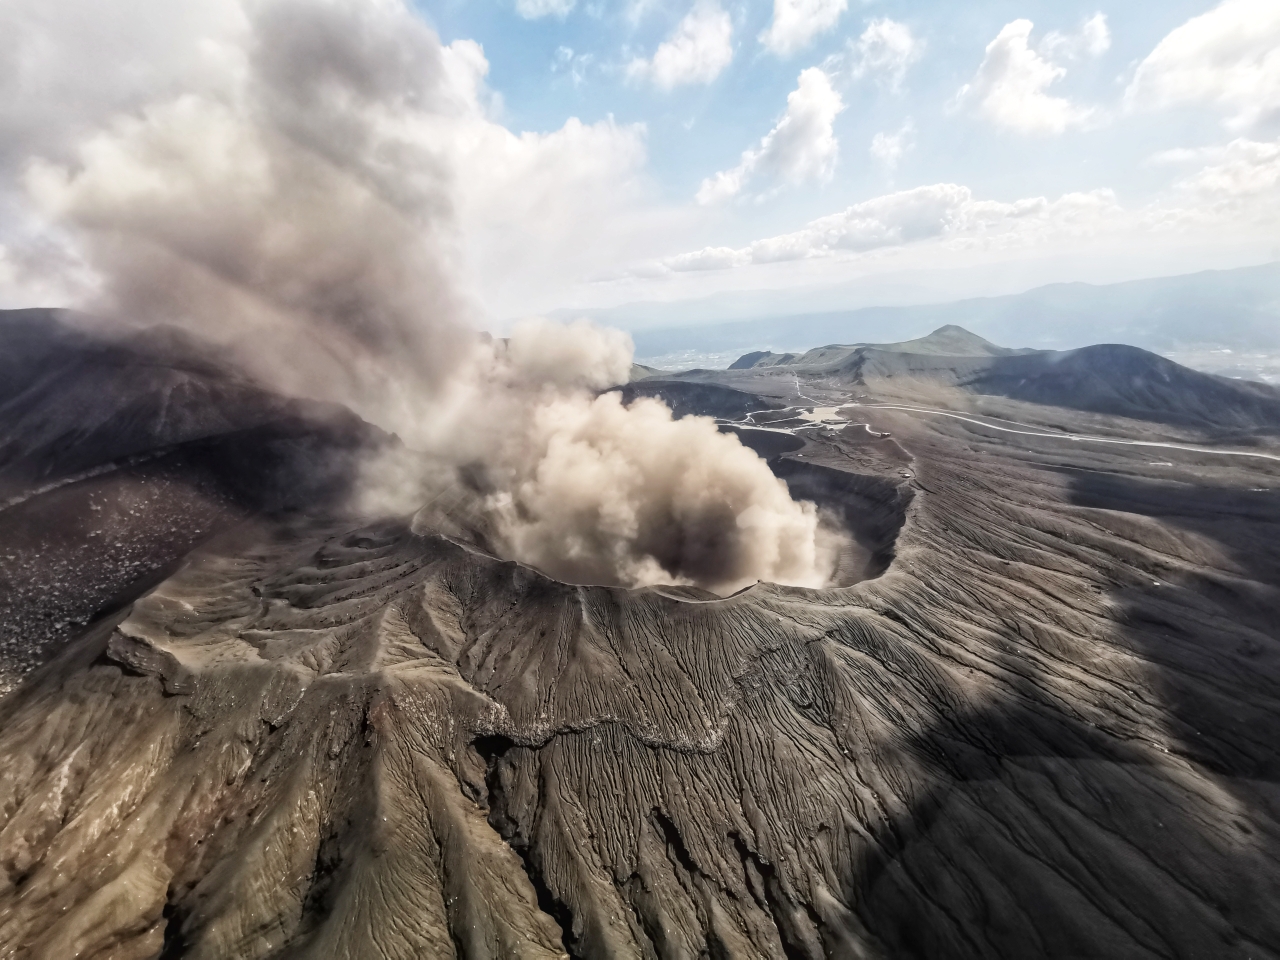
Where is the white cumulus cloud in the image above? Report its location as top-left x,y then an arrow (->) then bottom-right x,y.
870,119 -> 914,168
648,182 -> 1127,273
1125,0 -> 1280,130
759,0 -> 847,58
515,0 -> 576,19
850,18 -> 924,90
755,184 -> 975,260
1041,13 -> 1110,61
1175,137 -> 1280,206
956,19 -> 1094,135
635,132 -> 1280,280
697,67 -> 843,204
626,0 -> 733,91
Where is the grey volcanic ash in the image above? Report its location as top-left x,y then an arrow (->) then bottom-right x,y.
361,316 -> 836,592
12,0 -> 834,593
411,321 -> 833,590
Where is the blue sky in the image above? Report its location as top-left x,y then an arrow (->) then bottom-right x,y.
2,0 -> 1277,326
405,0 -> 1280,321
424,1 -> 1210,205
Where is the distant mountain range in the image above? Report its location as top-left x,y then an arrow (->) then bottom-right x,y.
709,324 -> 1280,433
564,262 -> 1280,366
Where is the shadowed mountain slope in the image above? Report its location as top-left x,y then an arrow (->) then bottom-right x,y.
0,310 -> 379,494
0,310 -> 390,693
615,379 -> 783,420
952,343 -> 1280,429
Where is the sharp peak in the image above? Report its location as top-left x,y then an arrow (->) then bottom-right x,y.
924,324 -> 987,339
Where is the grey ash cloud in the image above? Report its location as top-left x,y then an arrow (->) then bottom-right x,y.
7,0 -> 832,594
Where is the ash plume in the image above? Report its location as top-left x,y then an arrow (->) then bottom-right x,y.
22,0 -> 474,409
10,0 -> 834,593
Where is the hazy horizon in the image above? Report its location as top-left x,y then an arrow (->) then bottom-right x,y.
603,260 -> 1280,381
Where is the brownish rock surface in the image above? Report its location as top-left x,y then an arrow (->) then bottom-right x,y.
2,315 -> 1280,958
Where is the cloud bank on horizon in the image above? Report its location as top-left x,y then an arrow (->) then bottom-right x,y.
1,0 -> 1279,322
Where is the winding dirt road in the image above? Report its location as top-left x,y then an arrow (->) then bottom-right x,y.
845,401 -> 1280,463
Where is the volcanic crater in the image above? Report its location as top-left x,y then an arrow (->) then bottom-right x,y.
2,314 -> 1280,960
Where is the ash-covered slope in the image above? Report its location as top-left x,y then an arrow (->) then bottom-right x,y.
0,310 -> 389,692
3,314 -> 1280,959
0,309 -> 378,493
2,399 -> 1280,959
615,379 -> 783,420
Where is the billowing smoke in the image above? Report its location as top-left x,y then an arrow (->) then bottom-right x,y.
481,390 -> 832,592
22,0 -> 475,409
393,318 -> 834,592
10,0 -> 834,593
